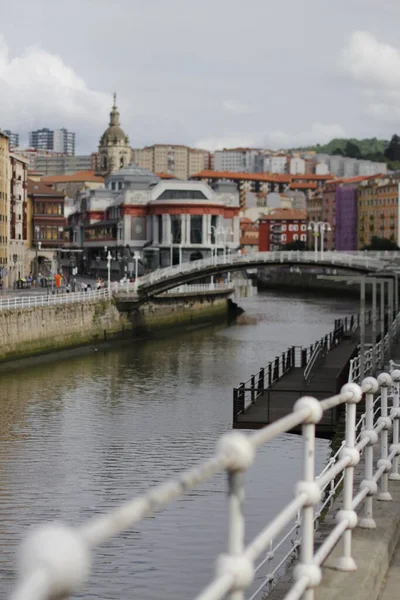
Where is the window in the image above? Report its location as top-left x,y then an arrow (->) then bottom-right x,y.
281,233 -> 287,241
170,215 -> 182,243
131,217 -> 147,241
111,182 -> 116,191
288,224 -> 293,231
300,234 -> 306,241
158,189 -> 207,200
190,215 -> 202,244
281,224 -> 287,231
293,224 -> 298,231
301,224 -> 307,231
293,234 -> 299,241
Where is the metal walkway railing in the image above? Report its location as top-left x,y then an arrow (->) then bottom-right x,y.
0,288 -> 109,311
10,368 -> 400,600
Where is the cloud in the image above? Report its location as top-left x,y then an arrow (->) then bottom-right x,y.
340,31 -> 400,123
266,123 -> 347,148
193,136 -> 258,152
0,35 -> 111,151
222,100 -> 251,115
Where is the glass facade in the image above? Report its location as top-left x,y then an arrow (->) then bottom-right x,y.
190,215 -> 202,244
158,190 -> 207,200
171,215 -> 182,243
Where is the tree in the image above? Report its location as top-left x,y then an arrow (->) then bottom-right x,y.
362,236 -> 399,251
384,134 -> 400,162
282,240 -> 307,251
332,147 -> 344,156
344,141 -> 361,159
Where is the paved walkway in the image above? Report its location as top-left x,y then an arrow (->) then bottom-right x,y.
235,321 -> 381,435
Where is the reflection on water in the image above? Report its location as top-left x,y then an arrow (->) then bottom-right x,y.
0,290 -> 359,599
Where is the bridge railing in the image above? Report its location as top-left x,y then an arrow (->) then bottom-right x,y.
0,288 -> 109,311
135,251 -> 386,292
10,372 -> 400,600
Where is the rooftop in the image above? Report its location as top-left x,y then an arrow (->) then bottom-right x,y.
42,171 -> 104,184
260,209 -> 307,221
27,179 -> 65,197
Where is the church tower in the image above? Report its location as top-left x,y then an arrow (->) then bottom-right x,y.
97,94 -> 131,177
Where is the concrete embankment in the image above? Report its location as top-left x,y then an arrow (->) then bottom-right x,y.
258,268 -> 362,297
0,291 -> 235,363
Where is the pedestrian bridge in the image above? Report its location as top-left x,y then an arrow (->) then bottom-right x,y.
134,251 -> 395,298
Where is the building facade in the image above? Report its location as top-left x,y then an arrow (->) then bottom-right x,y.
53,128 -> 75,155
8,153 -> 29,285
258,209 -> 307,251
29,128 -> 76,155
132,144 -> 210,179
4,130 -> 19,149
357,177 -> 400,249
34,155 -> 93,176
97,94 -> 130,177
213,149 -> 259,173
27,180 -> 66,275
335,186 -> 358,251
41,171 -> 104,200
65,164 -> 240,276
0,132 -> 9,284
321,181 -> 338,250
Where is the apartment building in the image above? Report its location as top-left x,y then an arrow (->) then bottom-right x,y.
8,153 -> 29,285
35,154 -> 93,176
132,144 -> 210,179
4,130 -> 19,149
0,132 -> 9,283
258,209 -> 307,251
213,149 -> 259,173
29,128 -> 76,156
357,177 -> 400,249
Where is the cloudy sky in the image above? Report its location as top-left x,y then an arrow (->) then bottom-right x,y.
1,0 -> 400,153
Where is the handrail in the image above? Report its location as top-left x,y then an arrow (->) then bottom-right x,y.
304,342 -> 323,382
10,372 -> 400,600
134,251 -> 387,296
0,288 -> 109,310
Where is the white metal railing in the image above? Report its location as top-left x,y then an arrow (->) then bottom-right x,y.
0,288 -> 109,310
134,251 -> 387,294
348,313 -> 400,383
304,342 -> 323,382
10,372 -> 400,600
161,283 -> 234,294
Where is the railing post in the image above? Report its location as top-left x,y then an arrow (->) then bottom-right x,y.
293,396 -> 323,600
389,369 -> 400,481
250,375 -> 255,404
217,432 -> 255,600
334,383 -> 362,570
268,363 -> 272,386
377,372 -> 393,501
237,384 -> 245,414
259,368 -> 265,391
359,377 -> 379,528
233,388 -> 238,422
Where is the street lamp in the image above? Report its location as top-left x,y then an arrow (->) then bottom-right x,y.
217,226 -> 234,264
210,225 -> 218,264
307,221 -> 331,260
133,251 -> 140,291
106,250 -> 112,293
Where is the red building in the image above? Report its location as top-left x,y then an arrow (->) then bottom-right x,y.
258,209 -> 307,251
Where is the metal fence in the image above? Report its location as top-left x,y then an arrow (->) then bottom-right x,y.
10,372 -> 400,600
0,288 -> 109,311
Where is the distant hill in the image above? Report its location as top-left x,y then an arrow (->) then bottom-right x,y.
295,138 -> 389,156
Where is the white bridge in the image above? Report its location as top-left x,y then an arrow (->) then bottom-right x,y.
134,251 -> 397,298
9,308 -> 400,600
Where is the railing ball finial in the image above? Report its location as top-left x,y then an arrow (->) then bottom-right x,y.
17,523 -> 90,597
361,376 -> 379,394
390,369 -> 400,382
377,372 -> 393,388
340,382 -> 363,404
293,396 -> 323,424
216,553 -> 254,591
216,431 -> 255,472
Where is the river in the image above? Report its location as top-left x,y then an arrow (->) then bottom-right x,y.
0,290 -> 359,599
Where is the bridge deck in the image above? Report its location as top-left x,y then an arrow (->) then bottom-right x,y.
234,322 -> 380,436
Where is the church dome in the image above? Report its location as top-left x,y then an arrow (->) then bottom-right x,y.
99,94 -> 129,146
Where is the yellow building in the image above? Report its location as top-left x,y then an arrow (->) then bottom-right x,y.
357,177 -> 400,248
132,144 -> 210,179
0,131 -> 9,285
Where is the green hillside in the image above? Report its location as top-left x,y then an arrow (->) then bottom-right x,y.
295,137 -> 389,155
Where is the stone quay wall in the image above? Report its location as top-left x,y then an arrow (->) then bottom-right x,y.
0,292 -> 231,363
